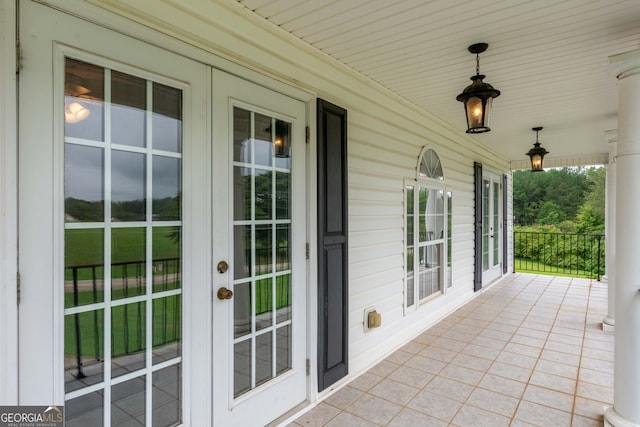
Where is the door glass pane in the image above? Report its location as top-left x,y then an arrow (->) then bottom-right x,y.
63,58 -> 183,426
111,150 -> 146,221
65,144 -> 104,222
152,83 -> 182,153
493,181 -> 500,267
447,192 -> 452,288
482,179 -> 490,271
65,58 -> 104,142
232,107 -> 294,398
111,71 -> 146,147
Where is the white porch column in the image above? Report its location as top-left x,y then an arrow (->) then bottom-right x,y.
602,131 -> 616,332
605,49 -> 640,427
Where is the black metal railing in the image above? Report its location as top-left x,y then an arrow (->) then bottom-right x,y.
514,231 -> 605,280
65,257 -> 182,378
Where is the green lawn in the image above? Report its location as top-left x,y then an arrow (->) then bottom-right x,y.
514,257 -> 595,278
65,294 -> 182,358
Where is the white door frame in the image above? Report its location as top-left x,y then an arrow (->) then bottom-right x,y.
482,171 -> 502,284
17,2 -> 316,424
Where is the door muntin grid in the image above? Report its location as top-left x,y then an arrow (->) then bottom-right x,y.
232,107 -> 293,398
63,57 -> 183,427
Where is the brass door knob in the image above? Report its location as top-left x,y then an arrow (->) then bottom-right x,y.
217,287 -> 233,300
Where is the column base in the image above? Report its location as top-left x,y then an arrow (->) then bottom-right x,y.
605,406 -> 640,427
603,315 -> 615,332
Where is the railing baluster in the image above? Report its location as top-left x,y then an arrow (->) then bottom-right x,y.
514,231 -> 604,279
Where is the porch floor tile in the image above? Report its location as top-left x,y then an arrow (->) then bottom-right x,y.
288,273 -> 614,427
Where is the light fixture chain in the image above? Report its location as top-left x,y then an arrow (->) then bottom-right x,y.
476,53 -> 480,76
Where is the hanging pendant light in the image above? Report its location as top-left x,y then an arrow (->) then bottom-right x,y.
456,43 -> 501,134
526,127 -> 549,172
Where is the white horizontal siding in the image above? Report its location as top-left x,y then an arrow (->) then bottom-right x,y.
69,0 -> 513,392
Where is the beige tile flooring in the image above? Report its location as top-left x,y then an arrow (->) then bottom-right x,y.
290,273 -> 613,427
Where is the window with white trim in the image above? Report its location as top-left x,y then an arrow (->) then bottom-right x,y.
405,148 -> 451,309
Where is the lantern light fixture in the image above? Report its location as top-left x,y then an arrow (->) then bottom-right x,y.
456,43 -> 501,134
526,126 -> 549,172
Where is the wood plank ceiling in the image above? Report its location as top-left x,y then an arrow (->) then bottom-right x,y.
235,0 -> 640,166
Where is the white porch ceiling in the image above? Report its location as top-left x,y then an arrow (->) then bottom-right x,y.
235,0 -> 640,166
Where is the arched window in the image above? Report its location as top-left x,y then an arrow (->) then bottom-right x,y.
418,148 -> 444,180
405,148 -> 452,310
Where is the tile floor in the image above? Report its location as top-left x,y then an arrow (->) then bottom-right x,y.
289,273 -> 613,427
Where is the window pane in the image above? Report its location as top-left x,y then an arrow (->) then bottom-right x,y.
111,227 -> 146,300
153,227 -> 181,292
64,310 -> 104,393
111,377 -> 145,424
66,390 -> 104,427
152,295 -> 181,364
65,229 -> 104,308
111,71 -> 146,147
406,185 -> 414,307
233,107 -> 251,163
153,156 -> 181,221
112,150 -> 146,221
152,82 -> 182,153
153,365 -> 182,427
111,302 -> 146,377
255,169 -> 272,220
65,58 -> 104,142
65,144 -> 104,222
254,113 -> 272,167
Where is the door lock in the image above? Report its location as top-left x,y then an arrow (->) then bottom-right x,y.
217,287 -> 233,300
217,260 -> 229,274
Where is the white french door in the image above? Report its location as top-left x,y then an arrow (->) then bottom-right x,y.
482,172 -> 502,284
211,70 -> 307,427
19,2 -> 307,426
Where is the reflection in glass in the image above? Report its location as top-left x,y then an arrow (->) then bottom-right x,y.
111,71 -> 146,147
275,172 -> 290,219
153,365 -> 182,427
233,167 -> 251,221
493,182 -> 500,267
276,274 -> 291,323
234,225 -> 251,280
274,120 -> 291,169
111,303 -> 146,377
254,113 -> 272,167
112,150 -> 146,221
65,310 -> 104,393
406,185 -> 415,307
153,227 -> 181,292
255,225 -> 273,275
447,192 -> 453,288
255,169 -> 272,220
234,282 -> 251,338
152,82 -> 182,153
65,58 -> 105,142
233,107 -> 251,163
111,377 -> 145,424
65,229 -> 104,308
276,325 -> 291,375
276,225 -> 290,272
256,278 -> 273,332
152,295 -> 181,364
418,244 -> 442,300
66,390 -> 104,427
65,144 -> 104,222
153,156 -> 181,221
234,340 -> 251,397
256,332 -> 273,387
112,228 -> 146,300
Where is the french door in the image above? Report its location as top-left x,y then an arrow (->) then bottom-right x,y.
481,172 -> 502,284
19,2 -> 307,426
